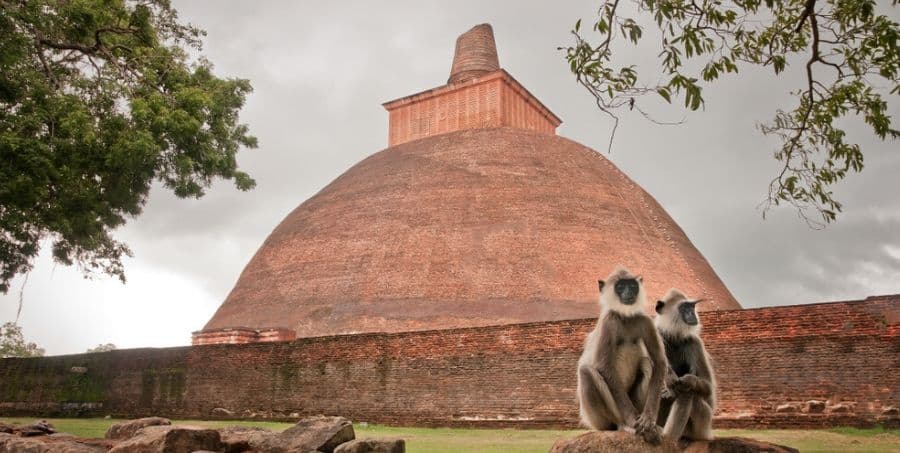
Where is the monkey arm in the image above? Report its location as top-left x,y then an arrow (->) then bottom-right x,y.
671,340 -> 714,398
634,317 -> 666,444
639,318 -> 667,419
661,367 -> 679,399
689,340 -> 715,398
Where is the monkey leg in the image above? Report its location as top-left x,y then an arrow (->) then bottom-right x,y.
578,365 -> 624,430
662,392 -> 694,440
684,399 -> 714,441
629,356 -> 653,412
657,396 -> 674,427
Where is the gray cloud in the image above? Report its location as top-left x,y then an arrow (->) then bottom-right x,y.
2,0 -> 897,354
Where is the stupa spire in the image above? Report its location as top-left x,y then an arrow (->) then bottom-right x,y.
448,24 -> 500,84
383,23 -> 561,146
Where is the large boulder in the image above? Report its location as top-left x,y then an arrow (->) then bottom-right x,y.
108,425 -> 221,453
105,417 -> 171,440
550,431 -> 681,453
0,432 -> 106,453
219,426 -> 277,453
551,432 -> 799,453
681,437 -> 799,453
260,416 -> 355,453
334,438 -> 405,453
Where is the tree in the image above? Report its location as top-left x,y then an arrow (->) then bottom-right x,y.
564,0 -> 898,226
0,321 -> 45,358
0,0 -> 258,293
86,343 -> 116,353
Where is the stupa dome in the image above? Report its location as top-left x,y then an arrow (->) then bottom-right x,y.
196,24 -> 739,343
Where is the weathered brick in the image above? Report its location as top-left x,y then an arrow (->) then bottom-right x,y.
1,297 -> 896,429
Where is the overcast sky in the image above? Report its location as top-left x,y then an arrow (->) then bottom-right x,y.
2,1 -> 898,355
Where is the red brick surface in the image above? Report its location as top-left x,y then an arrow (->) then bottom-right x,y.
191,328 -> 296,346
447,24 -> 500,84
384,72 -> 560,146
202,127 -> 739,339
383,23 -> 558,146
2,297 -> 896,428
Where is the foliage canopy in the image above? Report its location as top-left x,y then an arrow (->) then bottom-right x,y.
565,0 -> 899,225
0,0 -> 257,292
86,342 -> 116,353
0,321 -> 44,358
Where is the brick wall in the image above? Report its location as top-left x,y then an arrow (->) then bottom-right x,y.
1,297 -> 896,428
383,70 -> 560,146
191,327 -> 296,346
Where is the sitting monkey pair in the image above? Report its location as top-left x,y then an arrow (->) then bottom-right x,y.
577,266 -> 715,444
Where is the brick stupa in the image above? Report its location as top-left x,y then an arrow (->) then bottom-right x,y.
194,24 -> 739,345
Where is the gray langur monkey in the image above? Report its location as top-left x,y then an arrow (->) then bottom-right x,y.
577,266 -> 666,444
654,289 -> 716,441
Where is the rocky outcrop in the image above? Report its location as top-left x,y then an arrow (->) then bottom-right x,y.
551,432 -> 799,453
104,417 -> 171,440
13,420 -> 55,437
219,426 -> 275,453
0,432 -> 108,453
0,416 -> 397,453
333,438 -> 405,453
550,431 -> 681,453
108,425 -> 222,453
681,437 -> 799,452
260,416 -> 355,453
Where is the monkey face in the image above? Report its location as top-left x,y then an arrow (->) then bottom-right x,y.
655,289 -> 702,336
615,278 -> 640,305
598,266 -> 646,316
678,301 -> 699,326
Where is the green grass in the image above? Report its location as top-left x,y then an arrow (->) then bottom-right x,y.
2,418 -> 898,453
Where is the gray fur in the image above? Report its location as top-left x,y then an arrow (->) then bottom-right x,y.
577,267 -> 667,444
655,289 -> 717,441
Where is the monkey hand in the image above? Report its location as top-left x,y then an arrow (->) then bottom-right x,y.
660,385 -> 676,400
635,414 -> 662,445
674,374 -> 700,394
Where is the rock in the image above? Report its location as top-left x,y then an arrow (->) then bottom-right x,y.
289,413 -> 301,418
549,431 -> 680,453
0,423 -> 13,434
551,433 -> 800,453
260,415 -> 355,453
219,426 -> 276,453
881,406 -> 899,416
105,417 -> 171,440
0,432 -> 107,452
681,437 -> 799,453
15,420 -> 56,437
774,403 -> 799,413
108,425 -> 221,453
212,407 -> 235,417
803,400 -> 826,414
828,403 -> 852,413
334,438 -> 405,453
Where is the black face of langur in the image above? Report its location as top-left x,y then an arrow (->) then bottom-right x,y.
655,299 -> 700,329
677,301 -> 699,325
615,278 -> 640,305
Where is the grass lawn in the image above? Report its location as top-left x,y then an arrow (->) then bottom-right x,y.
2,418 -> 898,452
